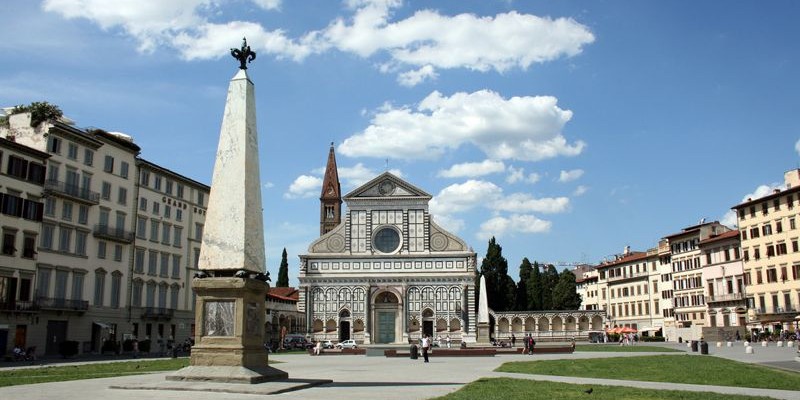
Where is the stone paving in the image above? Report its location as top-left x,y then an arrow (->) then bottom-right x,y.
0,342 -> 797,400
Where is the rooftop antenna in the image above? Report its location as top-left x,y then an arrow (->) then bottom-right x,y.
385,158 -> 389,171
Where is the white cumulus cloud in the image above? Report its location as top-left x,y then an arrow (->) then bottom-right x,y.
339,90 -> 585,161
397,65 -> 438,87
438,160 -> 506,178
284,175 -> 322,199
558,169 -> 584,182
490,193 -> 569,214
252,0 -> 281,10
504,166 -> 541,184
573,185 -> 588,196
44,0 -> 594,85
429,180 -> 502,216
477,214 -> 551,239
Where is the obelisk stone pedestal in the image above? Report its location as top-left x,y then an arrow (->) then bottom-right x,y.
167,278 -> 286,383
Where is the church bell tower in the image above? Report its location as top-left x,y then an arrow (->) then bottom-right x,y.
320,142 -> 342,235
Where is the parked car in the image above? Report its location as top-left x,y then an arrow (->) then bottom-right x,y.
336,339 -> 358,349
322,340 -> 335,349
283,336 -> 313,350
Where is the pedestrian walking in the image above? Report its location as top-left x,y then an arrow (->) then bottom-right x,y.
132,339 -> 140,359
421,335 -> 430,363
511,333 -> 516,347
523,333 -> 529,354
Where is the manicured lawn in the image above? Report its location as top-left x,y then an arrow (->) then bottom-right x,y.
497,355 -> 800,390
0,358 -> 190,387
432,378 -> 777,400
575,344 -> 682,352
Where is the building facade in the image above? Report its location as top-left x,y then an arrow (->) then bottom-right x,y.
0,109 -> 209,357
299,164 -> 477,344
733,169 -> 800,335
663,222 -> 731,332
595,247 -> 664,333
698,229 -> 747,340
0,138 -> 49,356
132,160 -> 208,347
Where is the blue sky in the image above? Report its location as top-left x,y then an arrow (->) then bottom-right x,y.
2,1 -> 799,285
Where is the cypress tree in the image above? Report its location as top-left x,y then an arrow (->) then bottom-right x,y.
552,269 -> 582,310
527,261 -> 543,310
479,237 -> 516,311
516,258 -> 532,310
540,264 -> 559,310
276,247 -> 290,287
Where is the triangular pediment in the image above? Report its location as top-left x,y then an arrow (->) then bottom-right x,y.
344,172 -> 431,200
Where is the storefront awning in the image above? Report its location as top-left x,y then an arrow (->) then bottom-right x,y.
93,322 -> 111,329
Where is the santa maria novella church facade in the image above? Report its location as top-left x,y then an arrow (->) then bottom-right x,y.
298,145 -> 478,344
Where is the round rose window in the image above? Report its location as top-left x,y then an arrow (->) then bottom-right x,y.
373,227 -> 401,253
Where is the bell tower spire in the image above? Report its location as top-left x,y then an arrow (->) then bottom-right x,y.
320,142 -> 342,235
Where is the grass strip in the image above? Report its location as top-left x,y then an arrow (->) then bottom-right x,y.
432,377 -> 777,400
497,354 -> 800,390
0,358 -> 190,387
575,344 -> 682,352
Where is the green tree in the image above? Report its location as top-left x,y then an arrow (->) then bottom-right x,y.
552,269 -> 582,310
478,237 -> 517,311
540,264 -> 559,310
527,261 -> 543,310
516,258 -> 532,310
276,248 -> 290,287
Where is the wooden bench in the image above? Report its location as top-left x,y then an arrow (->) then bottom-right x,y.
384,348 -> 496,357
307,348 -> 366,356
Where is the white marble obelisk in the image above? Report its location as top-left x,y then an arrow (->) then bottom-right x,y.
198,69 -> 265,274
476,275 -> 491,345
168,54 -> 287,384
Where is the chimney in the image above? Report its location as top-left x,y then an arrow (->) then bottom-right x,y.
785,169 -> 800,189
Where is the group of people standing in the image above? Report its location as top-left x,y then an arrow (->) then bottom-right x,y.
522,333 -> 536,355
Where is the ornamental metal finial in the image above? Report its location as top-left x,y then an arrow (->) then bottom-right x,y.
231,37 -> 256,70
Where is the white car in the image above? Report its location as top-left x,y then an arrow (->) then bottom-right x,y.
322,340 -> 335,349
336,339 -> 358,349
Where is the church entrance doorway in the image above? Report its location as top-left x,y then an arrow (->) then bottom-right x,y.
377,312 -> 395,343
373,291 -> 400,343
423,321 -> 433,337
422,308 -> 434,338
339,321 -> 350,341
339,309 -> 351,341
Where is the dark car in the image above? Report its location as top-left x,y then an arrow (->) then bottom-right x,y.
283,336 -> 313,350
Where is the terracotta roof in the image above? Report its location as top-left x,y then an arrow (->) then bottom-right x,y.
698,230 -> 740,246
595,251 -> 649,269
268,287 -> 299,302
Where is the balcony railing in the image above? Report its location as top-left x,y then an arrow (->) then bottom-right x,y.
607,271 -> 650,283
754,304 -> 800,315
44,180 -> 100,204
37,297 -> 88,312
0,300 -> 39,313
707,293 -> 745,303
141,307 -> 174,320
93,224 -> 134,243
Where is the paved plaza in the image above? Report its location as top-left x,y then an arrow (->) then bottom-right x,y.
1,343 -> 798,400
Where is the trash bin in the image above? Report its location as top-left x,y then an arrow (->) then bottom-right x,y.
700,341 -> 709,355
410,344 -> 419,360
691,340 -> 698,352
